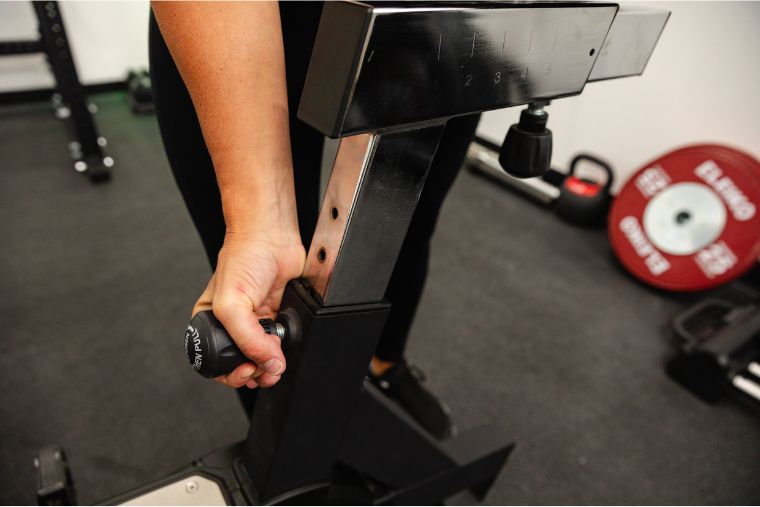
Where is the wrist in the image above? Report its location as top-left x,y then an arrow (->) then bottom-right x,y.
222,185 -> 300,241
212,145 -> 299,242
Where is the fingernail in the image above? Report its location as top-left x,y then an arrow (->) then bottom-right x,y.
263,358 -> 284,375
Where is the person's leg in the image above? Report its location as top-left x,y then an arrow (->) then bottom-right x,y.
376,113 -> 481,361
370,113 -> 481,438
149,3 -> 324,416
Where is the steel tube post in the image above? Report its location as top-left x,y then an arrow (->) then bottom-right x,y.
304,125 -> 446,307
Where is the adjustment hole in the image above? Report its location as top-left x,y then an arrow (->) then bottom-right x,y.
317,247 -> 326,263
589,48 -> 595,56
331,207 -> 338,220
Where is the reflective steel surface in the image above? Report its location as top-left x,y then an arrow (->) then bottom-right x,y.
297,0 -> 670,306
589,6 -> 670,81
303,133 -> 377,303
299,1 -> 618,136
303,126 -> 445,306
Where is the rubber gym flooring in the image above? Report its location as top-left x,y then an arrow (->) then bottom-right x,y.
1,92 -> 759,505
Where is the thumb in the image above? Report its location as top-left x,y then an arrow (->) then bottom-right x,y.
212,291 -> 286,376
192,274 -> 216,316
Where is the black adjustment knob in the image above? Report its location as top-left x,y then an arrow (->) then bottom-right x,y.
185,310 -> 285,379
498,104 -> 553,179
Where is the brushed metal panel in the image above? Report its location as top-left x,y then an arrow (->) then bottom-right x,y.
589,6 -> 670,81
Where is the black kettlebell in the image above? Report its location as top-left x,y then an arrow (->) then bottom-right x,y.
554,153 -> 614,227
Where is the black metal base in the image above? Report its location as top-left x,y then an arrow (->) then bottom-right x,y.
104,384 -> 513,505
339,383 -> 514,505
101,281 -> 513,505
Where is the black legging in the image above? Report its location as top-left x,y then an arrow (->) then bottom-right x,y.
149,3 -> 479,411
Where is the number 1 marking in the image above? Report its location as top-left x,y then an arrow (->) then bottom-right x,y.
528,28 -> 533,52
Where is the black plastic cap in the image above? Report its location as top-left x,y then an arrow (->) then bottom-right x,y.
498,124 -> 553,179
185,311 -> 247,378
498,107 -> 553,178
185,311 -> 280,378
517,108 -> 548,133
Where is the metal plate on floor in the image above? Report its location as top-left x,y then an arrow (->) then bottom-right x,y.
120,474 -> 227,506
609,144 -> 760,291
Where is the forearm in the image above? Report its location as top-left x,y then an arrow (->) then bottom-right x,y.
151,1 -> 297,237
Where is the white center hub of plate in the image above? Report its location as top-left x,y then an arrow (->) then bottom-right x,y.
643,182 -> 727,256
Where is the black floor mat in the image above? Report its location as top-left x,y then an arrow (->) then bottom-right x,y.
1,93 -> 758,505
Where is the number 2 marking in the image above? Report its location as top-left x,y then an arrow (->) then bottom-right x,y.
465,74 -> 473,87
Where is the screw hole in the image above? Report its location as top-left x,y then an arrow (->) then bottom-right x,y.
589,48 -> 595,56
317,247 -> 326,263
331,207 -> 338,220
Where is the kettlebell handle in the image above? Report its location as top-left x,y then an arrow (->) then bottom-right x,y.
568,153 -> 614,190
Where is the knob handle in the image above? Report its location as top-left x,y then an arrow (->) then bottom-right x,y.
185,310 -> 283,379
499,105 -> 553,179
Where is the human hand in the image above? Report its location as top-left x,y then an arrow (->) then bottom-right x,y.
192,229 -> 305,389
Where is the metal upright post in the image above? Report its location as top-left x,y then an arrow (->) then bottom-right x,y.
32,1 -> 112,182
239,126 -> 448,500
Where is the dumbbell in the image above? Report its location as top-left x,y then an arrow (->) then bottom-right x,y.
667,299 -> 760,403
184,310 -> 287,379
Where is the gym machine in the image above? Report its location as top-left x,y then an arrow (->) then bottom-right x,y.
0,1 -> 112,182
35,2 -> 668,504
667,298 -> 760,405
466,4 -> 668,214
